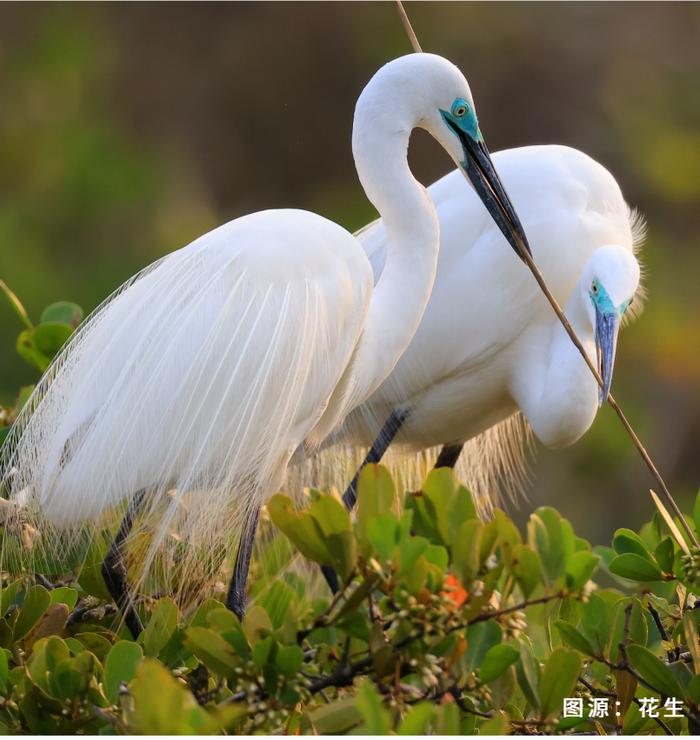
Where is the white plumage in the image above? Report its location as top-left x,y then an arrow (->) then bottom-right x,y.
0,53 -> 528,611
310,145 -> 644,509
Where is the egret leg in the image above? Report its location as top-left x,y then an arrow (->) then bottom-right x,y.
226,506 -> 260,621
101,489 -> 146,639
341,409 -> 409,510
434,442 -> 464,469
321,409 -> 409,593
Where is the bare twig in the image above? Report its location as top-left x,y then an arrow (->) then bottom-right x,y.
392,2 -> 698,550
395,2 -> 422,53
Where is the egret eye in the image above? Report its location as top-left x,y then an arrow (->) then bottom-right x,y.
591,281 -> 599,295
453,104 -> 468,118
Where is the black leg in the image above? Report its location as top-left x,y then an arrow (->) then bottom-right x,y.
226,506 -> 260,621
341,409 -> 409,510
101,489 -> 146,639
321,409 -> 409,594
434,442 -> 464,470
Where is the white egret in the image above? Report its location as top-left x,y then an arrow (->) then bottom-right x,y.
308,145 -> 644,594
0,53 -> 531,635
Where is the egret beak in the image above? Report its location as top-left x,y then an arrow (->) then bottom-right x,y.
445,120 -> 532,260
595,308 -> 621,406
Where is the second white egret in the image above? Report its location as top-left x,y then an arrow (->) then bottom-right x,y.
309,145 -> 644,570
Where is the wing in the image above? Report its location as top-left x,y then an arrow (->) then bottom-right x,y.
1,208 -> 371,604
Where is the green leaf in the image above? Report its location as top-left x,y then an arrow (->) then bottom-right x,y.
608,553 -> 664,581
397,535 -> 428,574
607,598 -> 648,661
49,587 -> 78,611
267,494 -> 331,566
104,641 -> 143,703
355,681 -> 390,735
17,323 -> 74,372
436,701 -> 460,735
276,644 -> 303,677
538,648 -> 581,719
511,544 -> 542,598
612,528 -> 654,558
140,598 -> 178,658
128,658 -> 212,734
14,585 -> 51,640
185,627 -> 240,680
308,494 -> 356,580
580,593 -> 613,656
421,468 -> 459,544
190,599 -> 225,628
515,642 -> 540,710
479,643 -> 519,683
75,631 -> 113,661
627,644 -> 685,699
77,540 -> 112,601
654,537 -> 675,573
565,551 -> 599,590
258,580 -> 294,629
0,649 -> 8,694
310,697 -> 361,734
0,582 -> 22,615
398,702 -> 434,734
528,508 -> 575,585
554,620 -> 595,655
40,301 -> 84,328
465,621 -> 502,673
452,519 -> 482,585
367,514 -> 399,562
356,464 -> 396,553
478,711 -> 509,735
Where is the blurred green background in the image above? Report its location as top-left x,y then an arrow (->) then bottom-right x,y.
1,2 -> 699,543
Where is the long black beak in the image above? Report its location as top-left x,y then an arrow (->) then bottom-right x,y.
595,308 -> 621,406
447,120 -> 532,260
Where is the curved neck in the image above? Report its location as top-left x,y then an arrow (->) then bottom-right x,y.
511,286 -> 599,448
343,124 -> 440,411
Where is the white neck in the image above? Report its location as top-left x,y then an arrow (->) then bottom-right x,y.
342,120 -> 440,412
511,287 -> 599,448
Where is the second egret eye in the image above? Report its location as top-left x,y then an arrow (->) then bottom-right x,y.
453,104 -> 468,117
591,281 -> 598,294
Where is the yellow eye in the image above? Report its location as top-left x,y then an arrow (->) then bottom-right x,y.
454,105 -> 468,117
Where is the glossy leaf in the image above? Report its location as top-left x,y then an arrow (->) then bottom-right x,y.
104,640 -> 143,703
538,648 -> 581,719
479,643 -> 519,683
627,644 -> 685,699
608,553 -> 664,581
554,620 -> 595,656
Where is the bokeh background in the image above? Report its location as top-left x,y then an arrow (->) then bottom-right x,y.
1,2 -> 699,544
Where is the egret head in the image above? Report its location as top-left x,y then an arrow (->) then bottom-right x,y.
353,53 -> 531,259
582,245 -> 641,406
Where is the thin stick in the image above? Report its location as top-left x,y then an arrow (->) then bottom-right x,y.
395,1 -> 422,53
394,4 -> 699,549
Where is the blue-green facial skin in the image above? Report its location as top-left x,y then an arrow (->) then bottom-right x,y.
440,97 -> 483,144
590,278 -> 631,317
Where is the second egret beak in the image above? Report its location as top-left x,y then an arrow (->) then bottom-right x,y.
595,307 -> 621,406
443,116 -> 532,260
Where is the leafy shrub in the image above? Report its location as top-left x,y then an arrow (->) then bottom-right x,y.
0,284 -> 699,734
